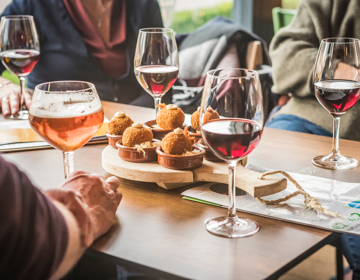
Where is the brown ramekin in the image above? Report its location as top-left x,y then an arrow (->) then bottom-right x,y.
156,146 -> 205,170
106,132 -> 122,149
186,125 -> 202,142
116,139 -> 160,163
145,120 -> 185,140
196,139 -> 224,162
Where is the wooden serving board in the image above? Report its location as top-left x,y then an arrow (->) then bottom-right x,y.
102,145 -> 287,197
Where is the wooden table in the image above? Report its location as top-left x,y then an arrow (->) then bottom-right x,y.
4,101 -> 360,280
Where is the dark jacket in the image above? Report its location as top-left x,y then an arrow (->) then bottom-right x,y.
1,0 -> 163,105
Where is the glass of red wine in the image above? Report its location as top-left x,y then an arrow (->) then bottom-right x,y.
134,28 -> 179,119
200,68 -> 264,238
312,38 -> 360,169
0,15 -> 40,120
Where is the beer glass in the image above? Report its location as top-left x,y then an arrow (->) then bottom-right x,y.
29,81 -> 104,178
200,69 -> 264,238
0,15 -> 40,119
134,28 -> 179,119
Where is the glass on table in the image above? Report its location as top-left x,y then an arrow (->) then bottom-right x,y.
0,15 -> 40,120
312,37 -> 360,170
29,81 -> 104,178
134,28 -> 179,119
200,68 -> 264,238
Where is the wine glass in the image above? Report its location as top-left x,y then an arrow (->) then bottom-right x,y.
0,15 -> 40,120
200,68 -> 264,238
29,81 -> 104,178
312,38 -> 360,170
134,28 -> 179,119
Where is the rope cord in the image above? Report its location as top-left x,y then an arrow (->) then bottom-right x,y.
257,170 -> 341,218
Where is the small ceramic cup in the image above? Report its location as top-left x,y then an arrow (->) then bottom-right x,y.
156,146 -> 205,170
145,120 -> 185,140
116,139 -> 160,163
106,132 -> 122,149
186,125 -> 202,142
196,139 -> 224,162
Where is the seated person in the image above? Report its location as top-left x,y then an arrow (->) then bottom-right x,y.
267,0 -> 360,141
269,1 -> 360,279
0,0 -> 163,116
0,155 -> 122,280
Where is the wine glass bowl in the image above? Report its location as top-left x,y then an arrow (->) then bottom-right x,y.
134,28 -> 179,118
200,68 -> 264,238
0,15 -> 40,119
312,38 -> 360,170
29,81 -> 104,177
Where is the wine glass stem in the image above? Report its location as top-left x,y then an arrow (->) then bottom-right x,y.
19,76 -> 26,111
331,116 -> 341,157
227,161 -> 238,219
63,151 -> 75,178
154,96 -> 162,119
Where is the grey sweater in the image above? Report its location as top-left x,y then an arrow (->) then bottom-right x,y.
270,0 -> 360,140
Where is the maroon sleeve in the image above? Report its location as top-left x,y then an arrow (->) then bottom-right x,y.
0,156 -> 68,280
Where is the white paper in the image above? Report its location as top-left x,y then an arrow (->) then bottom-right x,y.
182,164 -> 360,235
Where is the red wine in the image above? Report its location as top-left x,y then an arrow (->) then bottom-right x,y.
314,80 -> 360,116
135,65 -> 178,96
0,49 -> 40,77
202,119 -> 262,161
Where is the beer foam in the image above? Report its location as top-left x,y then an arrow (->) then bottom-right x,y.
30,99 -> 102,118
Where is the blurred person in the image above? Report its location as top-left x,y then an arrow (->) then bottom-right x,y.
268,0 -> 360,279
0,155 -> 122,280
267,0 -> 360,141
0,0 -> 163,116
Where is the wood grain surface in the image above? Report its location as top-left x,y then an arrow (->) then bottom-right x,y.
3,101 -> 360,280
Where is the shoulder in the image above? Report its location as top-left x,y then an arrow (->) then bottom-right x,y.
1,0 -> 64,16
126,0 -> 160,12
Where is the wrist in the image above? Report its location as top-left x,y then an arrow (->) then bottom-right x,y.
0,80 -> 12,89
45,189 -> 95,247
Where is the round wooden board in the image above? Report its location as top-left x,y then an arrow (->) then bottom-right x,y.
102,145 -> 194,184
102,146 -> 286,196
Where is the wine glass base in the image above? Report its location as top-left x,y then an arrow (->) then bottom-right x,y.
4,110 -> 29,120
205,216 -> 259,238
312,154 -> 359,170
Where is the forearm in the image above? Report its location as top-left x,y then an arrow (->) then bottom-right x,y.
49,201 -> 85,280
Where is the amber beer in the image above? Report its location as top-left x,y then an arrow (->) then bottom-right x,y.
29,109 -> 104,152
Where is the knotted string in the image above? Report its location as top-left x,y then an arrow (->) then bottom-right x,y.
257,170 -> 341,218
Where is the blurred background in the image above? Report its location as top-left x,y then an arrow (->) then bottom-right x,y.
1,0 -> 300,46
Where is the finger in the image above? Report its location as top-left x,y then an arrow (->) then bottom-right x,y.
24,91 -> 32,109
9,93 -> 20,115
114,189 -> 123,205
106,176 -> 120,191
67,170 -> 89,178
2,97 -> 10,115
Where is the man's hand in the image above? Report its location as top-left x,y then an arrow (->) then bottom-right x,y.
45,171 -> 122,247
0,82 -> 32,116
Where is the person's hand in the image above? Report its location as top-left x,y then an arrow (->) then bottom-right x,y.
45,171 -> 122,247
0,82 -> 32,116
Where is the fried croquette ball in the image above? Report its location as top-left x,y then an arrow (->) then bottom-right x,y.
161,128 -> 194,155
156,104 -> 185,130
122,123 -> 153,147
108,111 -> 134,135
203,107 -> 219,124
191,108 -> 200,131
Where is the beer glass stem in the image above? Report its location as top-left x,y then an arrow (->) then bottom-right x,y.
19,76 -> 26,111
154,97 -> 161,119
63,151 -> 74,178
